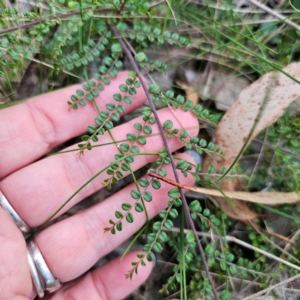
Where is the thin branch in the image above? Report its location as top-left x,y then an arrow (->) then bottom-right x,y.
246,0 -> 300,31
0,1 -> 165,35
168,228 -> 300,273
0,7 -> 112,35
110,26 -> 220,300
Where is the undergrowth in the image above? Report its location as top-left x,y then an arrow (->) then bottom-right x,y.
1,0 -> 300,299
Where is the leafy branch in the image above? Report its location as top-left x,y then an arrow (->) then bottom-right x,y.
110,25 -> 220,300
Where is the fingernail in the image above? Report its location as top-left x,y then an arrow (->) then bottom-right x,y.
149,251 -> 157,267
184,150 -> 202,165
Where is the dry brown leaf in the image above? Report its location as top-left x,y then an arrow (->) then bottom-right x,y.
185,187 -> 300,205
149,172 -> 299,221
201,62 -> 300,220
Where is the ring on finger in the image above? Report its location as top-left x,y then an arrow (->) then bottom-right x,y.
27,239 -> 62,297
0,190 -> 30,234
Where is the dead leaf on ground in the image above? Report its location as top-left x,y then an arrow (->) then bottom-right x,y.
202,62 -> 300,220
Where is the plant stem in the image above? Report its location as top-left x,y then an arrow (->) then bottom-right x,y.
246,0 -> 300,31
34,152 -> 158,234
110,26 -> 220,300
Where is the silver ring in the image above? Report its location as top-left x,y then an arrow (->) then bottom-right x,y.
27,247 -> 44,298
27,240 -> 62,297
0,190 -> 30,234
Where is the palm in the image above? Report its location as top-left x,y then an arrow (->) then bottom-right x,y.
0,72 -> 197,299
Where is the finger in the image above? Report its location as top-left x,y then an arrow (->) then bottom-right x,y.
0,108 -> 198,227
0,71 -> 146,178
0,208 -> 31,299
35,153 -> 195,282
49,251 -> 153,300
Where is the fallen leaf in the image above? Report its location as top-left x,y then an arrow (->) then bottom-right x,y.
148,172 -> 299,221
201,62 -> 300,220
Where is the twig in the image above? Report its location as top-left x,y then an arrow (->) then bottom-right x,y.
168,228 -> 300,273
170,227 -> 300,299
110,26 -> 220,300
0,7 -> 112,35
242,272 -> 300,299
0,1 -> 165,35
246,0 -> 300,31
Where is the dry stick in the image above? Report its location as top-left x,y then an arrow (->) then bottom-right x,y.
168,228 -> 300,292
246,0 -> 300,31
109,26 -> 220,300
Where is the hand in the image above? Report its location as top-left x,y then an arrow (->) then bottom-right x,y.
0,71 -> 198,299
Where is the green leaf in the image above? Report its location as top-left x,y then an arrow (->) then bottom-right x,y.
103,77 -> 111,84
126,133 -> 136,141
137,135 -> 146,145
151,179 -> 161,190
147,233 -> 156,242
106,103 -> 115,111
153,242 -> 163,253
92,135 -> 98,142
115,211 -> 123,218
153,221 -> 162,231
120,143 -> 130,152
159,148 -> 167,158
104,121 -> 113,130
169,208 -> 178,219
180,130 -> 188,138
134,123 -> 143,131
199,139 -> 207,147
143,191 -> 152,202
129,87 -> 137,95
122,203 -> 131,211
158,231 -> 169,242
143,125 -> 152,134
177,160 -> 188,170
149,84 -> 161,93
135,52 -> 147,62
186,231 -> 195,243
124,96 -> 132,104
163,120 -> 173,129
163,219 -> 173,230
220,261 -> 227,271
191,201 -> 202,214
111,113 -> 120,122
134,81 -> 141,88
159,210 -> 167,218
116,105 -> 125,114
135,203 -> 144,212
131,190 -> 141,199
139,178 -> 149,187
113,93 -> 122,101
76,89 -> 84,96
203,208 -> 210,217
111,43 -> 122,52
131,145 -> 140,153
116,22 -> 127,32
88,125 -> 97,134
158,168 -> 167,176
205,244 -> 214,255
116,222 -> 122,231
126,213 -> 134,223
229,265 -> 237,275
168,188 -> 179,199
121,163 -> 130,171
81,135 -> 89,141
119,84 -> 128,92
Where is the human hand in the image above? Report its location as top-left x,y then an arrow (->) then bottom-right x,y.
0,71 -> 198,299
